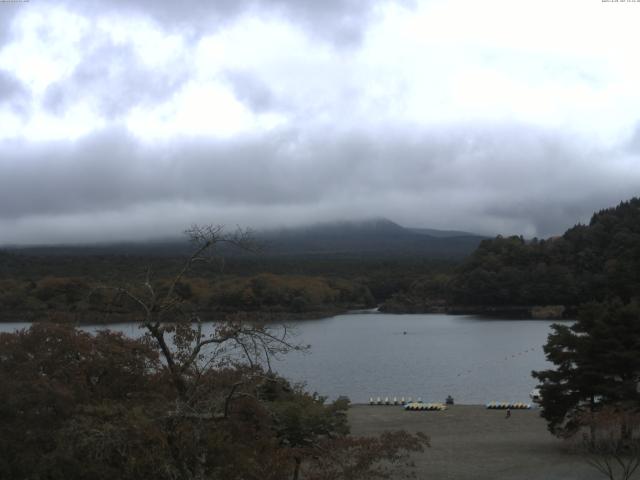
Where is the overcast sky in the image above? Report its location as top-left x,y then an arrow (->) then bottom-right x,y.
1,0 -> 639,245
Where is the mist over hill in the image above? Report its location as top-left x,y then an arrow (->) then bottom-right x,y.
4,218 -> 487,260
259,218 -> 485,258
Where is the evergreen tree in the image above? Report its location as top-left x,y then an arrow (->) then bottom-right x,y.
452,197 -> 640,308
533,301 -> 640,437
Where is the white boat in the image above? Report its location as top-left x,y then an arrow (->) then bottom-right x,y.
529,388 -> 542,403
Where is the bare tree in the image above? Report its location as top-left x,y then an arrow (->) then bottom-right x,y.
109,225 -> 301,397
577,407 -> 640,480
94,225 -> 308,478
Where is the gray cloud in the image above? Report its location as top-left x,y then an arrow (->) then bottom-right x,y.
265,0 -> 387,46
223,70 -> 279,113
0,0 -> 401,122
1,0 -> 638,246
1,122 -> 638,244
43,40 -> 188,118
0,3 -> 23,48
626,123 -> 640,154
2,1 -> 409,120
60,0 -> 408,47
0,70 -> 23,102
0,69 -> 29,115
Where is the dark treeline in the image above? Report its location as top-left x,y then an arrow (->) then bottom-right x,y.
382,197 -> 640,316
0,218 -> 478,322
450,198 -> 640,307
0,249 -> 456,322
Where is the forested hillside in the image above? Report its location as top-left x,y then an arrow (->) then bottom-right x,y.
450,198 -> 640,307
0,219 -> 472,322
258,218 -> 484,258
4,218 -> 485,259
0,273 -> 378,323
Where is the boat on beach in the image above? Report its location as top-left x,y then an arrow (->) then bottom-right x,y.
529,388 -> 542,403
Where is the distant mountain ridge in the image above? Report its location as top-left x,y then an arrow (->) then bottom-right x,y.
408,227 -> 478,238
4,218 -> 487,259
258,218 -> 486,258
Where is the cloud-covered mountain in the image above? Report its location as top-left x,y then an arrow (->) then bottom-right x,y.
5,218 -> 485,259
259,218 -> 485,258
0,1 -> 639,244
5,218 -> 486,259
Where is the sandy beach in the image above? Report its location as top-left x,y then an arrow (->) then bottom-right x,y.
348,405 -> 607,480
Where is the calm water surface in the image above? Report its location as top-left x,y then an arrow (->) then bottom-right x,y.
1,313 -> 569,404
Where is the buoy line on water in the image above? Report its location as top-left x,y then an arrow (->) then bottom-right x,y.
364,346 -> 543,408
369,396 -> 422,406
454,346 -> 539,379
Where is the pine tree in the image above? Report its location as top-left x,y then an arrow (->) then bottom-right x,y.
532,300 -> 640,437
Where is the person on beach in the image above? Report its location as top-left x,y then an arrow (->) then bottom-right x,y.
505,408 -> 511,419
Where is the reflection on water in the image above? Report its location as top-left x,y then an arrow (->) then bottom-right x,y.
0,313 -> 569,404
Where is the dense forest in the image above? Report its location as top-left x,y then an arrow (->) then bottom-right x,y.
0,221 -> 461,322
0,270 -> 378,323
383,198 -> 640,316
0,251 -> 456,322
451,198 -> 640,305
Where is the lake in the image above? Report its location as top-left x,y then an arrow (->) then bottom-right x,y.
0,312 -> 569,405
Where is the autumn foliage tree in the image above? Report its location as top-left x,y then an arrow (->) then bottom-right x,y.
0,324 -> 162,478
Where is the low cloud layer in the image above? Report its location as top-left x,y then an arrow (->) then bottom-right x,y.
0,0 -> 639,245
1,124 -> 637,244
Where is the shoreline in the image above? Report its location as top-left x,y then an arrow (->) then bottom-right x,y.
0,307 -> 351,325
379,303 -> 575,320
0,307 -> 576,324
